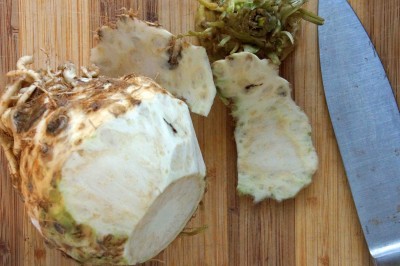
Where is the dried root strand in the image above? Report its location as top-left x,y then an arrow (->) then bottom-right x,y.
16,84 -> 37,106
0,132 -> 19,186
0,79 -> 23,117
62,62 -> 78,86
1,57 -> 44,130
16,55 -> 34,71
81,65 -> 100,79
46,67 -> 62,80
6,69 -> 41,83
122,8 -> 139,19
8,56 -> 41,82
0,109 -> 14,136
36,86 -> 58,107
47,84 -> 68,91
12,133 -> 22,157
1,55 -> 101,147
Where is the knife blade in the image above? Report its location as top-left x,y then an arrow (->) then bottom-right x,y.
318,1 -> 400,265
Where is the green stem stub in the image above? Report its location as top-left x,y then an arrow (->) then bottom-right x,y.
192,0 -> 324,64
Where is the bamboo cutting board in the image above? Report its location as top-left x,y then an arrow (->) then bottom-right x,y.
0,1 -> 399,265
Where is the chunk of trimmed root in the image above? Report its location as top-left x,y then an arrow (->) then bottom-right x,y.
91,16 -> 216,116
212,52 -> 318,202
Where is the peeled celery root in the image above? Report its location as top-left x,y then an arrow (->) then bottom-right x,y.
0,56 -> 206,264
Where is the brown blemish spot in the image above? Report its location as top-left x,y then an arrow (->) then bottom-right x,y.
34,248 -> 46,260
74,139 -> 83,146
43,239 -> 56,249
100,234 -> 128,250
40,143 -> 53,161
50,175 -> 58,188
122,74 -> 140,85
177,96 -> 187,103
78,122 -> 85,130
26,182 -> 33,193
40,143 -> 49,154
38,200 -> 51,212
89,101 -> 101,112
168,37 -> 183,70
276,86 -> 288,97
127,97 -> 141,107
109,104 -> 127,118
245,53 -> 253,61
70,224 -> 93,241
54,222 -> 65,234
47,114 -> 69,136
13,104 -> 47,133
97,29 -> 103,40
245,83 -> 263,91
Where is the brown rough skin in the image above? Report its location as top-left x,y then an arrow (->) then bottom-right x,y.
0,56 -> 176,264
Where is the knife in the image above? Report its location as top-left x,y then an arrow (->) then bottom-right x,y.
318,1 -> 400,265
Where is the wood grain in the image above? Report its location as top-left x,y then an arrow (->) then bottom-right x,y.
0,1 -> 399,265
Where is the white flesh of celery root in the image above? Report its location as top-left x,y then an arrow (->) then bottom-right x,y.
212,52 -> 318,202
0,56 -> 206,265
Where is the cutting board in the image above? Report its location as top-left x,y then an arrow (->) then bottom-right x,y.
0,1 -> 399,265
